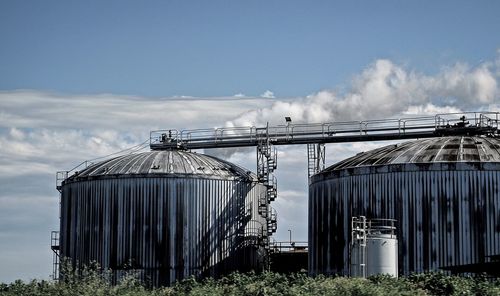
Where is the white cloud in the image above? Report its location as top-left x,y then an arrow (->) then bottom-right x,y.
260,90 -> 275,99
226,57 -> 499,127
403,103 -> 462,116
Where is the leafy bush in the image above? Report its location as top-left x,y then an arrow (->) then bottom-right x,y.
1,269 -> 500,296
406,272 -> 500,296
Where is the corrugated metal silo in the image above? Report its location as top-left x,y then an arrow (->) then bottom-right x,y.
59,150 -> 268,286
309,136 -> 500,276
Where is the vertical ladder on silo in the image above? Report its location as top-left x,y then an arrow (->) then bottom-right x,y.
350,216 -> 367,278
50,231 -> 60,280
307,143 -> 325,178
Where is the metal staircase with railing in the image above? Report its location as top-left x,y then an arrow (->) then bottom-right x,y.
255,124 -> 279,251
267,207 -> 278,235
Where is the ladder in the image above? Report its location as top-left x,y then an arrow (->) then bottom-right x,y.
50,231 -> 60,280
307,143 -> 325,178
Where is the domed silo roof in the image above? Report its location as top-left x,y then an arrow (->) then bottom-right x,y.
65,150 -> 257,182
309,136 -> 500,276
324,136 -> 500,170
59,150 -> 266,286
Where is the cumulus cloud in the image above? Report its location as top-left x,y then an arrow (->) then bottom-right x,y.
226,58 -> 499,127
260,90 -> 275,99
403,103 -> 462,116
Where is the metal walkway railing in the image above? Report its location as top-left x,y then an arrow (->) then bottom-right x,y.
150,112 -> 499,150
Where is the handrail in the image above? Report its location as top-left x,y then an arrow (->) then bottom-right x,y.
150,112 -> 499,150
270,240 -> 308,251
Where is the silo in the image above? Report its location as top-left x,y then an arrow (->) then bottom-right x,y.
309,136 -> 500,276
59,150 -> 268,286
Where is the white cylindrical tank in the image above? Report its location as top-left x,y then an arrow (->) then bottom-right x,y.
366,233 -> 398,277
350,217 -> 398,278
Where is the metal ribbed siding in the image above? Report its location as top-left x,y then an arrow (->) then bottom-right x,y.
59,151 -> 267,286
309,161 -> 500,276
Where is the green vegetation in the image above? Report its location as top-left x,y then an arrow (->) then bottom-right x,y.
1,270 -> 500,296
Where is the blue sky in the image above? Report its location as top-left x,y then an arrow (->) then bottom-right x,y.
0,0 -> 499,283
1,0 -> 499,97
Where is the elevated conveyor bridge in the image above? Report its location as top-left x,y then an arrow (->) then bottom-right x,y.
150,112 -> 498,176
150,112 -> 499,150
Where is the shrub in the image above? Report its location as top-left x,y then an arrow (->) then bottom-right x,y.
2,269 -> 500,296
